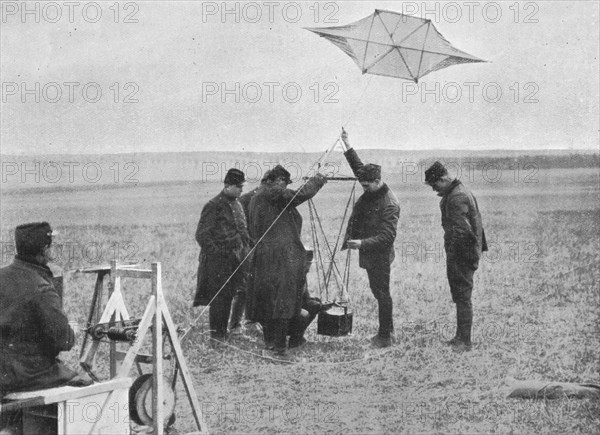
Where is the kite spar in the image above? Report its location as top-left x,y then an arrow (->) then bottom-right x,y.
306,9 -> 484,83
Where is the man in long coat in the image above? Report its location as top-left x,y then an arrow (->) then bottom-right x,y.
246,165 -> 327,355
0,222 -> 88,397
193,168 -> 251,343
340,129 -> 401,348
425,161 -> 487,351
227,170 -> 271,334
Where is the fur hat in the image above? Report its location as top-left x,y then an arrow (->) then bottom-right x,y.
224,168 -> 245,186
265,165 -> 292,184
15,222 -> 54,256
357,163 -> 381,182
424,161 -> 448,184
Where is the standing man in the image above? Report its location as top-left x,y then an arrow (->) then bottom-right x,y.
247,165 -> 327,356
227,170 -> 271,335
0,222 -> 90,397
193,168 -> 251,344
424,161 -> 487,351
340,129 -> 400,348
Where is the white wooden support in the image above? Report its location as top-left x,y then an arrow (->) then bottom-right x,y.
116,297 -> 156,378
109,260 -> 119,377
77,261 -> 209,434
152,262 -> 165,434
161,300 -> 209,434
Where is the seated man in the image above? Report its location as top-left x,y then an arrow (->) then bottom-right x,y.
0,222 -> 90,398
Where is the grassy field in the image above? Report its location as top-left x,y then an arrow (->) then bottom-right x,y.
1,166 -> 599,434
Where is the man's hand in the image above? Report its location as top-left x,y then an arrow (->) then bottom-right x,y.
341,127 -> 351,151
346,239 -> 362,249
312,172 -> 328,185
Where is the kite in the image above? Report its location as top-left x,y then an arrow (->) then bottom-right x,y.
306,9 -> 484,82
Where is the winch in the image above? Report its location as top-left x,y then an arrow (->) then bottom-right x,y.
87,319 -> 141,342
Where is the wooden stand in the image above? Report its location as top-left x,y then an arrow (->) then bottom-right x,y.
78,260 -> 208,434
2,378 -> 132,435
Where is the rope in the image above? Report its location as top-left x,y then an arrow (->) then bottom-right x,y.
344,185 -> 356,302
182,74 -> 374,343
323,181 -> 356,294
200,330 -> 398,366
341,75 -> 374,128
312,202 -> 346,294
180,137 -> 342,342
308,200 -> 328,300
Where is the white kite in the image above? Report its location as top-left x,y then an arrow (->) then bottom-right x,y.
306,9 -> 484,82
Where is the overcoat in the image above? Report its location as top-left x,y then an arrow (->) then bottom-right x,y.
239,187 -> 258,222
342,148 -> 400,269
0,258 -> 76,395
439,179 -> 487,270
193,191 -> 251,306
246,176 -> 326,321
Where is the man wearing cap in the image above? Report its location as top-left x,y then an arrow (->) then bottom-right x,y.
424,161 -> 487,351
0,222 -> 90,397
227,169 -> 272,335
246,165 -> 327,356
340,129 -> 400,348
193,168 -> 252,344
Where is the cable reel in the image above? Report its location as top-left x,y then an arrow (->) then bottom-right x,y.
87,319 -> 141,342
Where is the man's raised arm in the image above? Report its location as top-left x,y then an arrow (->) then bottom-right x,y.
340,128 -> 364,177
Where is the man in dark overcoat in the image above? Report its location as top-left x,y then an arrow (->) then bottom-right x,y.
228,170 -> 271,334
340,129 -> 401,348
0,222 -> 87,397
425,161 -> 487,351
193,168 -> 252,343
246,165 -> 327,356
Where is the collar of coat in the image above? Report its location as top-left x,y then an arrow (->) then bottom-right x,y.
14,255 -> 54,277
219,189 -> 238,202
442,179 -> 462,198
361,183 -> 390,201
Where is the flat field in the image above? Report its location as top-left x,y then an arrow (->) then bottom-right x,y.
1,167 -> 598,434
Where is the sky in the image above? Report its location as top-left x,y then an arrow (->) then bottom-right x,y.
1,1 -> 599,154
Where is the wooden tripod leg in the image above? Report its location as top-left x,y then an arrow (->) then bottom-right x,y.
117,297 -> 156,378
161,300 -> 208,434
80,271 -> 105,360
152,263 -> 164,434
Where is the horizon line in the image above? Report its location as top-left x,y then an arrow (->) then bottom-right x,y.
1,147 -> 598,157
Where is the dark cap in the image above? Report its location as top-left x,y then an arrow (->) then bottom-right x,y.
260,169 -> 272,183
357,163 -> 381,182
266,165 -> 292,184
424,161 -> 448,184
224,168 -> 245,186
15,222 -> 54,256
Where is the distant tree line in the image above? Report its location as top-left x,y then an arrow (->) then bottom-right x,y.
415,153 -> 599,170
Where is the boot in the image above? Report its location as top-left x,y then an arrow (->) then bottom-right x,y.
262,321 -> 274,350
370,334 -> 393,348
454,302 -> 473,351
228,291 -> 246,334
377,297 -> 394,340
446,305 -> 461,346
272,319 -> 289,356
